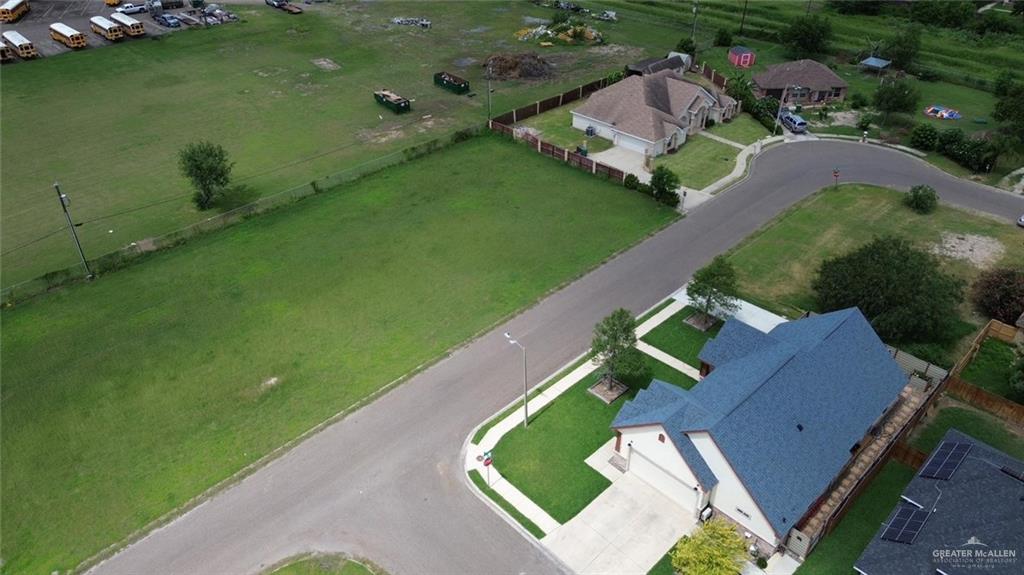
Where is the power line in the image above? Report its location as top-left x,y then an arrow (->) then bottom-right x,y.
1,225 -> 69,257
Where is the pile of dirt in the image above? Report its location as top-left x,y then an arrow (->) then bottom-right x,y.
930,232 -> 1005,269
484,52 -> 553,80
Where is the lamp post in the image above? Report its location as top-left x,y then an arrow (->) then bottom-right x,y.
53,182 -> 93,279
504,332 -> 529,429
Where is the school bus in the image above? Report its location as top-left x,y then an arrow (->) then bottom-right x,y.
50,23 -> 87,49
0,40 -> 13,63
90,16 -> 125,41
105,0 -> 121,5
109,12 -> 145,37
0,0 -> 29,23
1,30 -> 37,58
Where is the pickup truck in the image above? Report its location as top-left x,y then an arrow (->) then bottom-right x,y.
116,3 -> 147,14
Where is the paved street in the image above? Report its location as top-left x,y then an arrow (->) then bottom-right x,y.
90,141 -> 1024,575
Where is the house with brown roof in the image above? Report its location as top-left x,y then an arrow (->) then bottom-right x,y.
752,59 -> 848,107
570,69 -> 739,156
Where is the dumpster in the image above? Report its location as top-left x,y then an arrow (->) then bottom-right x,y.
433,71 -> 470,95
374,89 -> 411,113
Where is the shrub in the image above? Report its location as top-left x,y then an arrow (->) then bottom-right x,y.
650,165 -> 680,197
551,10 -> 571,25
937,127 -> 965,155
676,37 -> 696,55
706,118 -> 716,129
910,123 -> 938,151
917,69 -> 941,82
656,190 -> 681,207
756,557 -> 769,569
857,114 -> 873,132
970,268 -> 1024,324
903,184 -> 938,214
849,92 -> 868,110
624,173 -> 640,190
994,70 -> 1018,98
636,182 -> 654,196
714,28 -> 733,47
782,14 -> 833,57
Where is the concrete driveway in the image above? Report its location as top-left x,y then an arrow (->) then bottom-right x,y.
543,473 -> 696,574
589,147 -> 650,183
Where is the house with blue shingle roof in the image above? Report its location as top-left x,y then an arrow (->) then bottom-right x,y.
610,308 -> 908,557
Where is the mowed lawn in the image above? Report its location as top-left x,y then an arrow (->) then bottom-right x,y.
0,137 -> 678,574
0,1 -> 658,286
707,113 -> 770,146
517,102 -> 614,154
910,402 -> 1024,460
794,462 -> 916,575
640,306 -> 722,368
726,185 -> 1024,347
960,338 -> 1020,400
494,354 -> 694,523
654,135 -> 740,190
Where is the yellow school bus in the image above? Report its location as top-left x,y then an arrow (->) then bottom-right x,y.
105,0 -> 121,5
0,0 -> 29,23
0,40 -> 13,63
110,12 -> 145,37
90,16 -> 125,41
1,30 -> 37,58
50,23 -> 87,49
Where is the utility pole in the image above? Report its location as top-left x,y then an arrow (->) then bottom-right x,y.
690,1 -> 699,40
53,182 -> 93,279
739,0 -> 749,35
504,332 -> 529,429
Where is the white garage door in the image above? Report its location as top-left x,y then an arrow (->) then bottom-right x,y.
628,449 -> 698,514
614,133 -> 650,154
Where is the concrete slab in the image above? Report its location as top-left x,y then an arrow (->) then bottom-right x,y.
589,147 -> 650,183
671,288 -> 788,333
584,438 -> 625,482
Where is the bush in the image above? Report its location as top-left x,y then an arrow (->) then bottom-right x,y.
551,10 -> 571,25
756,557 -> 769,569
636,182 -> 654,196
656,190 -> 681,207
676,37 -> 696,55
910,123 -> 939,151
916,69 -> 941,83
849,92 -> 868,110
812,236 -> 964,343
994,70 -> 1018,98
706,118 -> 716,129
857,114 -> 873,132
970,268 -> 1024,324
650,165 -> 680,197
714,28 -> 733,47
903,184 -> 938,214
937,127 -> 965,155
782,14 -> 833,57
624,173 -> 640,190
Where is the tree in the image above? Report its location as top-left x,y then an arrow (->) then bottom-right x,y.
687,256 -> 740,324
782,14 -> 833,57
714,28 -> 733,47
883,23 -> 921,71
812,236 -> 963,343
873,79 -> 920,124
910,123 -> 938,151
994,70 -> 1018,98
671,518 -> 747,575
591,309 -> 645,389
993,84 -> 1024,143
179,141 -> 234,210
676,37 -> 696,55
651,165 -> 680,196
903,184 -> 938,214
970,268 -> 1024,324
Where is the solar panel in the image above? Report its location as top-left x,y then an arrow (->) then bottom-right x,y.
880,507 -> 930,544
919,441 -> 972,480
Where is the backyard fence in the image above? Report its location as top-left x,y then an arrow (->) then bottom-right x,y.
945,377 -> 1024,424
695,61 -> 729,90
889,442 -> 928,469
490,76 -> 619,126
885,345 -> 948,387
1,126 -> 486,305
949,319 -> 1017,376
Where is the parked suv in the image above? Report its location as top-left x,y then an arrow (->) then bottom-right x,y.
780,112 -> 808,134
154,13 -> 181,27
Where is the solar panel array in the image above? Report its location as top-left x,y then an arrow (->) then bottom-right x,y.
919,441 -> 972,480
880,507 -> 930,545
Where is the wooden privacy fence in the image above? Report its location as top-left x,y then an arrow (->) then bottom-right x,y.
950,319 -> 1017,376
490,76 -> 619,126
946,377 -> 1024,424
889,442 -> 928,469
696,61 -> 728,89
487,119 -> 628,185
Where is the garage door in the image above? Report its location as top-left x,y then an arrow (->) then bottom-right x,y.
628,449 -> 698,514
614,133 -> 649,154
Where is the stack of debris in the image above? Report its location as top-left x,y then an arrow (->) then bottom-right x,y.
391,17 -> 431,28
484,53 -> 552,80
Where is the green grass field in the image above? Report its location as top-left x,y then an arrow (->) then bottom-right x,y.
270,555 -> 376,575
655,135 -> 740,190
960,338 -> 1019,400
640,306 -> 722,367
468,470 -> 545,539
910,402 -> 1024,460
493,354 -> 693,523
0,137 -> 678,574
726,184 -> 1024,364
0,2 -> 680,287
517,101 -> 614,154
707,113 -> 771,146
794,462 -> 916,575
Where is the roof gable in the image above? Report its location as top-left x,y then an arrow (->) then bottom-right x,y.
752,59 -> 848,92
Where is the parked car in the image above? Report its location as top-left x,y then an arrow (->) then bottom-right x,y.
153,13 -> 181,27
116,3 -> 147,14
265,0 -> 285,6
781,112 -> 807,134
1017,214 -> 1024,228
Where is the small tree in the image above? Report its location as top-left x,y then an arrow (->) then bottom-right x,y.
687,256 -> 740,324
676,37 -> 696,55
970,267 -> 1024,324
903,184 -> 938,214
994,70 -> 1018,98
650,165 -> 680,197
591,309 -> 645,389
910,123 -> 938,151
714,28 -> 733,47
624,173 -> 640,190
782,14 -> 833,57
671,518 -> 747,575
873,79 -> 920,125
883,23 -> 921,71
812,236 -> 963,343
993,83 -> 1024,143
179,141 -> 234,210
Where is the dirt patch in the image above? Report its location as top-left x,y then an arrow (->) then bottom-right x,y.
358,127 -> 404,145
467,25 -> 490,33
829,110 -> 860,127
484,52 -> 552,80
684,312 -> 718,332
931,232 -> 1005,269
587,44 -> 642,58
588,375 -> 629,404
311,58 -> 340,71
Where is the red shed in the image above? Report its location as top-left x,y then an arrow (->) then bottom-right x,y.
729,46 -> 755,68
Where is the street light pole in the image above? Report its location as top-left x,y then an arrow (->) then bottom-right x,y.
486,60 -> 493,120
53,182 -> 93,279
690,1 -> 699,40
504,332 -> 528,429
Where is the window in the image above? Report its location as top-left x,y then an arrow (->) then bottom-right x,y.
832,87 -> 842,98
658,433 -> 665,443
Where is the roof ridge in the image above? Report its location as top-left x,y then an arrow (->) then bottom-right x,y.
709,343 -> 799,426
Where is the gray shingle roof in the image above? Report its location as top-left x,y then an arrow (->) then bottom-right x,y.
752,59 -> 848,92
613,308 -> 907,537
698,318 -> 775,368
854,429 -> 1024,575
627,55 -> 686,75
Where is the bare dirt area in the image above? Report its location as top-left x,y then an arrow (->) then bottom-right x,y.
931,232 -> 1006,268
484,52 -> 552,80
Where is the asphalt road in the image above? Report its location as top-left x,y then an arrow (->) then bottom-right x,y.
90,141 -> 1024,575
